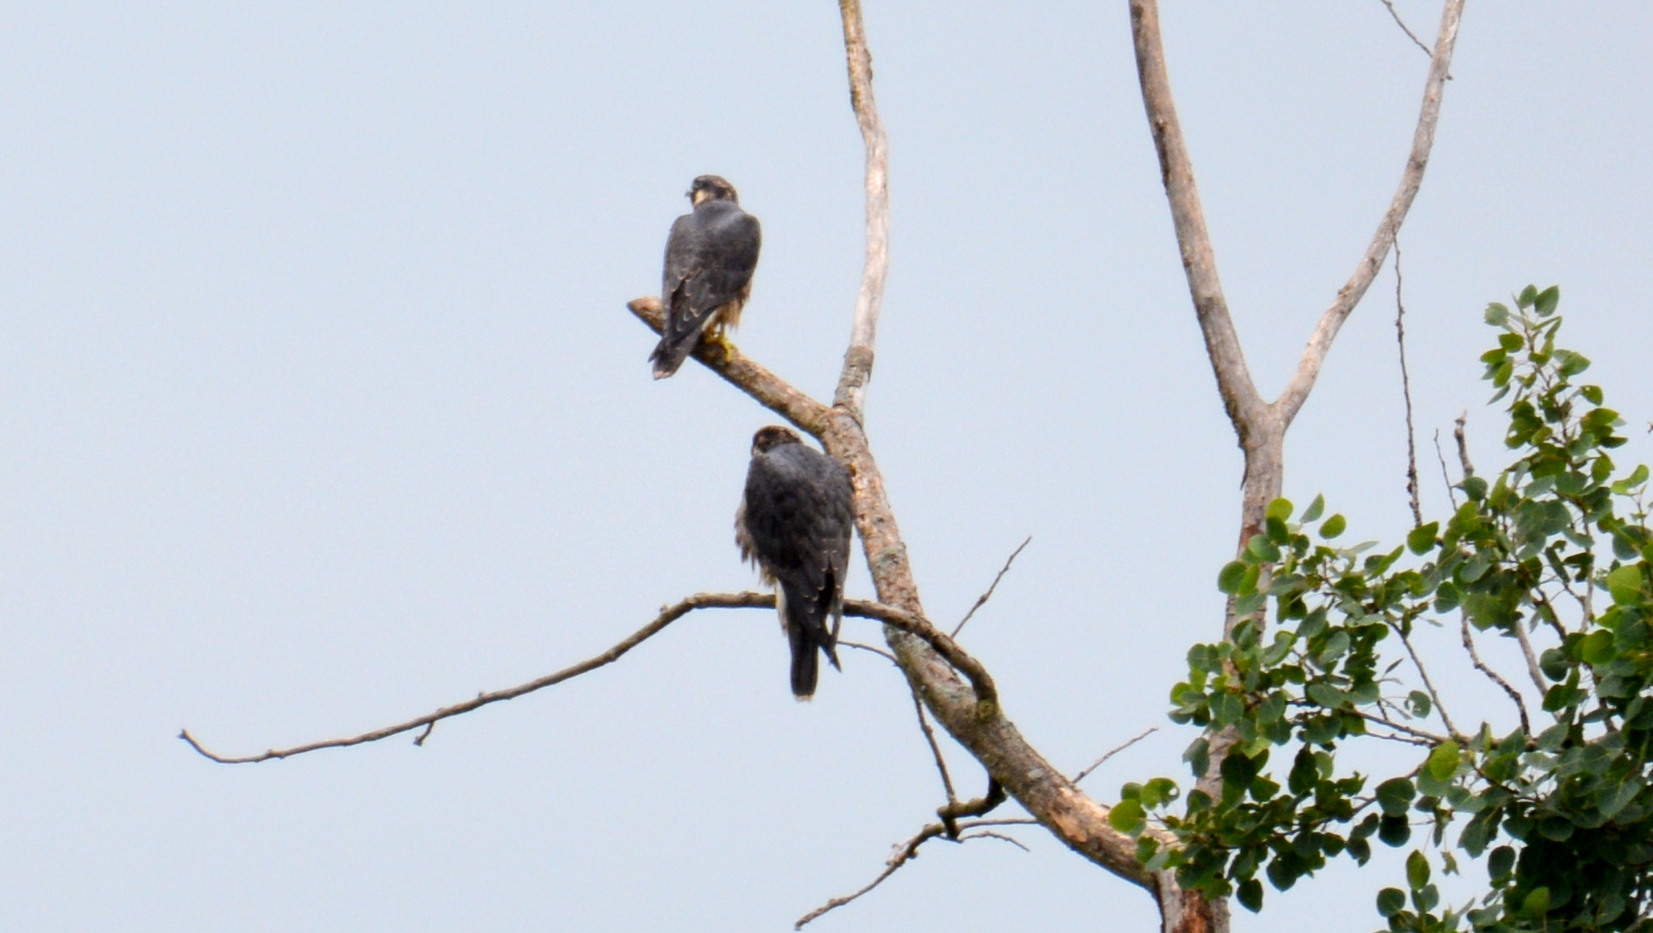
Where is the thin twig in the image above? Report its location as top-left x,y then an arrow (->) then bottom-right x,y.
1432,429 -> 1460,508
1392,623 -> 1462,740
1274,0 -> 1466,427
952,536 -> 1032,637
956,830 -> 1029,851
911,691 -> 957,804
1454,411 -> 1476,478
838,639 -> 898,664
181,592 -> 995,764
1378,0 -> 1436,59
1460,617 -> 1531,735
1073,726 -> 1159,786
794,815 -> 1036,929
1346,708 -> 1449,745
1395,238 -> 1424,527
832,0 -> 890,421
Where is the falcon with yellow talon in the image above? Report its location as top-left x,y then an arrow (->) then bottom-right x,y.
649,175 -> 762,379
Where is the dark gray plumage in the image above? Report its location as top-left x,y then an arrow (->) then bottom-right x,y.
650,175 -> 762,379
735,425 -> 854,699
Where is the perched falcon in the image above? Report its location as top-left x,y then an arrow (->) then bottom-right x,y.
735,426 -> 855,699
649,175 -> 762,379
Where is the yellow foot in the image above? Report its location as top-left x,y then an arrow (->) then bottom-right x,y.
704,329 -> 738,362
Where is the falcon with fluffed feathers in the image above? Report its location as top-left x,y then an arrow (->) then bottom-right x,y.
735,426 -> 855,699
649,175 -> 762,379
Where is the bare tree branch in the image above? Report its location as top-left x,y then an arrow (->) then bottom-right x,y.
952,535 -> 1032,637
1128,0 -> 1266,439
1433,428 -> 1461,508
1378,0 -> 1436,58
1346,708 -> 1449,745
839,639 -> 898,664
629,298 -> 830,435
794,815 -> 1038,929
181,592 -> 994,764
1395,238 -> 1424,527
832,0 -> 890,421
1511,617 -> 1548,695
1392,622 -> 1463,741
182,590 -> 774,764
1454,410 -> 1476,478
1461,616 -> 1532,735
938,777 -> 1006,838
1073,726 -> 1159,786
911,689 -> 958,804
1275,0 -> 1465,427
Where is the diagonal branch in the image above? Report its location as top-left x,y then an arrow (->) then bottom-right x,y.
1461,617 -> 1531,735
953,535 -> 1031,637
833,0 -> 890,421
1129,0 -> 1266,439
181,591 -> 993,764
629,297 -> 830,434
1274,0 -> 1466,427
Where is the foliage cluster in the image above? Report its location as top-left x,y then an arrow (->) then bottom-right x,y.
1114,287 -> 1653,931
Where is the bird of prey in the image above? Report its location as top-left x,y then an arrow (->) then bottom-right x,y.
649,175 -> 762,379
735,426 -> 855,699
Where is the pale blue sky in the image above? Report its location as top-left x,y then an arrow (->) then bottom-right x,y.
3,3 -> 1651,930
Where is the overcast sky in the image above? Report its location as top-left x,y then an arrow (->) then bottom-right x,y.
3,3 -> 1652,931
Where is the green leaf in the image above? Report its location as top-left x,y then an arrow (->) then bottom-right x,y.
1484,302 -> 1510,327
1217,560 -> 1248,595
1108,798 -> 1145,834
1427,740 -> 1461,781
1301,494 -> 1325,523
1306,681 -> 1347,709
1517,284 -> 1538,309
1521,886 -> 1551,917
1534,284 -> 1560,316
1405,690 -> 1432,718
1376,777 -> 1417,816
1378,815 -> 1411,847
1237,878 -> 1263,912
1581,628 -> 1617,665
1266,498 -> 1293,522
1376,887 -> 1406,918
1406,850 -> 1430,890
1247,534 -> 1281,563
1407,522 -> 1439,555
1185,738 -> 1211,778
1607,564 -> 1644,605
1320,514 -> 1347,539
1461,476 -> 1488,501
1555,349 -> 1591,378
1221,750 -> 1259,794
1488,846 -> 1516,882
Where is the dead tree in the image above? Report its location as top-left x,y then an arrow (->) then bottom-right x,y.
181,2 -> 1466,931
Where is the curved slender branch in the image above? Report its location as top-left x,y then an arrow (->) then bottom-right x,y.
1274,0 -> 1466,426
181,591 -> 774,764
181,591 -> 994,764
795,815 -> 1038,929
832,0 -> 890,420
